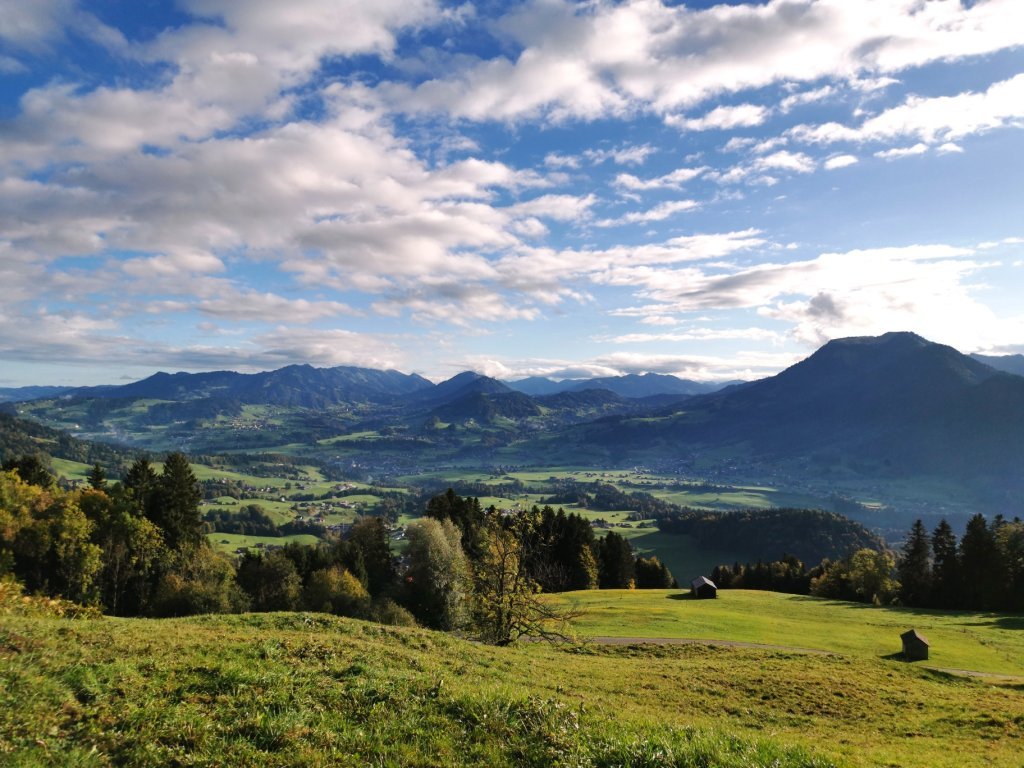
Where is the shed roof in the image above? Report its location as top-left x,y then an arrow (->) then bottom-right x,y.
901,628 -> 929,645
690,576 -> 716,590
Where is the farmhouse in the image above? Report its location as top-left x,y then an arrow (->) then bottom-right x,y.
690,576 -> 717,599
900,629 -> 929,661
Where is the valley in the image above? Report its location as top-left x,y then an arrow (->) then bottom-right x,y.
7,333 -> 1021,550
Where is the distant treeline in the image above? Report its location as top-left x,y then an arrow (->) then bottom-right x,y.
0,412 -> 135,472
0,458 -> 675,645
893,515 -> 1024,612
708,514 -> 1024,612
422,488 -> 675,593
656,507 -> 884,566
541,480 -> 678,518
203,505 -> 322,537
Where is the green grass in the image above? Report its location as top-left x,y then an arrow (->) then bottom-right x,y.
550,589 -> 1024,676
3,608 -> 1023,767
49,457 -> 93,482
207,532 -> 322,554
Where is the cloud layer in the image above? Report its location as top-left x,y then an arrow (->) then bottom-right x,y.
1,0 -> 1023,384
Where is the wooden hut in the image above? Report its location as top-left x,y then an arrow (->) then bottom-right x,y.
900,629 -> 929,661
690,576 -> 717,599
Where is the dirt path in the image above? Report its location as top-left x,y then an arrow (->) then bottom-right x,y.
584,636 -> 1024,682
585,635 -> 831,655
927,667 -> 1024,682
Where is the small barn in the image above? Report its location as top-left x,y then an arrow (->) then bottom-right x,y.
901,629 -> 929,661
690,576 -> 717,599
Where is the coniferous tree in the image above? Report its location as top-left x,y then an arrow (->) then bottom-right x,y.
424,488 -> 486,558
347,516 -> 395,598
931,519 -> 959,608
897,519 -> 933,606
959,514 -> 1000,610
150,453 -> 204,550
87,463 -> 107,491
634,555 -> 674,588
597,531 -> 635,588
236,550 -> 302,612
994,518 -> 1024,612
121,458 -> 158,516
2,455 -> 55,489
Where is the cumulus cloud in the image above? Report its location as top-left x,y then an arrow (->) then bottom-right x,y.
603,327 -> 782,344
614,167 -> 706,191
0,0 -> 126,53
791,73 -> 1024,153
667,104 -> 769,132
596,199 -> 699,227
874,143 -> 929,159
3,0 -> 1023,383
824,154 -> 858,170
441,347 -> 798,383
598,243 -> 1024,352
381,0 -> 1024,122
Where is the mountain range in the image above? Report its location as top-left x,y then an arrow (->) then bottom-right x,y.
6,332 -> 1024,510
556,332 -> 1024,498
506,373 -> 730,398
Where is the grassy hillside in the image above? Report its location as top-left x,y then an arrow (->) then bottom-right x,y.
552,589 -> 1024,676
3,598 -> 1023,766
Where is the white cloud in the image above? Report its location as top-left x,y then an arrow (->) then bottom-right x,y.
497,229 -> 766,297
507,193 -> 597,221
824,154 -> 858,170
779,85 -> 835,112
755,150 -> 815,174
667,103 -> 769,132
381,0 -> 1024,122
605,327 -> 782,344
0,0 -> 126,53
442,348 -> 798,383
593,242 -> 1024,353
195,292 -> 359,323
792,73 -> 1024,154
874,143 -> 929,159
584,144 -> 656,166
614,167 -> 706,191
596,199 -> 699,227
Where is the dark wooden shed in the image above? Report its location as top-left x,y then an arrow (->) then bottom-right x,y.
901,629 -> 929,661
690,576 -> 717,599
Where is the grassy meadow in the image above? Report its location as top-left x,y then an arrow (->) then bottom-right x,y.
207,532 -> 322,555
3,602 -> 1023,767
552,589 -> 1024,676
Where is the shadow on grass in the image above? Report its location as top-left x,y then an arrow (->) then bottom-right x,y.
880,651 -> 912,662
994,616 -> 1024,630
666,593 -> 695,601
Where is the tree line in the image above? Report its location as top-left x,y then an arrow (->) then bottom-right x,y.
656,507 -> 884,566
708,514 -> 1024,611
0,458 -> 674,644
894,515 -> 1024,612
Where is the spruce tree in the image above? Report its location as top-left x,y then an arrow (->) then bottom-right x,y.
931,519 -> 959,608
897,519 -> 932,606
959,514 -> 1000,610
88,463 -> 107,491
151,452 -> 204,550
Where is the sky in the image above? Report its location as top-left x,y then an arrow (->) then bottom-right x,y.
1,0 -> 1023,387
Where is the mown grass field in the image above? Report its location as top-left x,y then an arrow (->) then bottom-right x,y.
2,604 -> 1023,767
207,532 -> 322,554
551,589 -> 1024,677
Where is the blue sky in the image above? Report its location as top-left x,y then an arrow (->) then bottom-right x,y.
1,0 -> 1023,386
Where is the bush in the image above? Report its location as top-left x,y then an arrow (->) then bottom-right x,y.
303,565 -> 370,618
